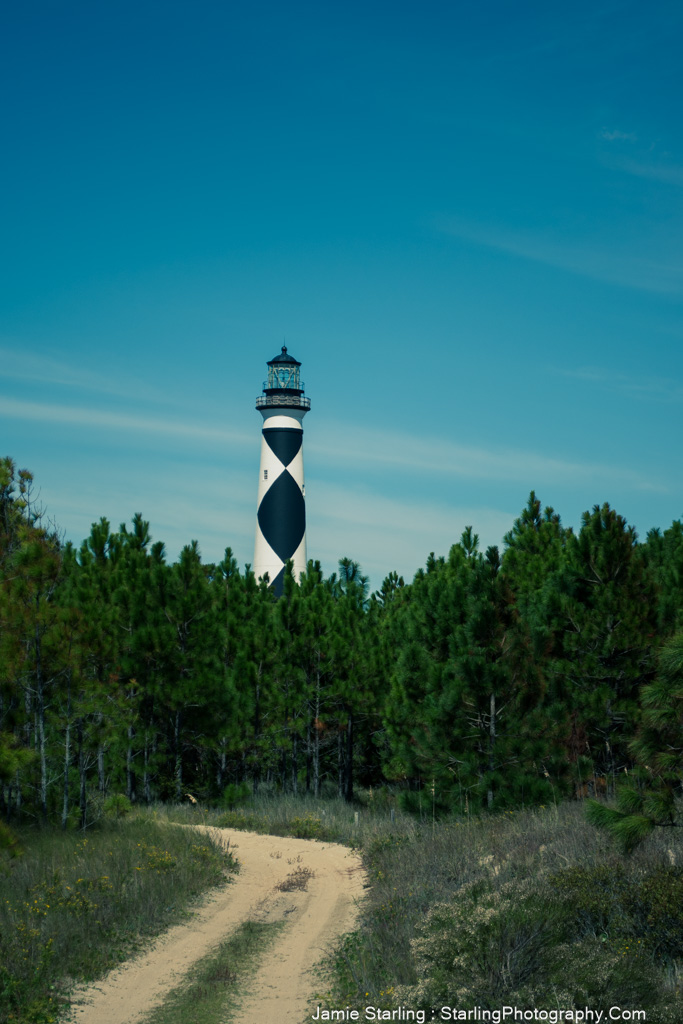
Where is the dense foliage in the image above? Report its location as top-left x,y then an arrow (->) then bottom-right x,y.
1,459 -> 682,830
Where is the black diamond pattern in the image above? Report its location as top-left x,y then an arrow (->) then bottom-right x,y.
264,428 -> 303,467
257,470 -> 306,563
270,566 -> 285,596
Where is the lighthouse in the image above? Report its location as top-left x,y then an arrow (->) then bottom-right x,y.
254,346 -> 311,595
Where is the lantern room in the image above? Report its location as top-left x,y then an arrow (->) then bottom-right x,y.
266,346 -> 302,392
256,346 -> 311,411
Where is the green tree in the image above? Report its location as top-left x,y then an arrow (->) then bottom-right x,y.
385,531 -> 559,813
587,630 -> 683,851
150,541 -> 225,801
642,520 -> 683,636
559,504 -> 657,782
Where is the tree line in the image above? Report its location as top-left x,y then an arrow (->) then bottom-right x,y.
1,455 -> 682,829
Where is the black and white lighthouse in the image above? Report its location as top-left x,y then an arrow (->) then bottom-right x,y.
254,346 -> 311,595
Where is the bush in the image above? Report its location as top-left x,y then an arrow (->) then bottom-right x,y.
549,863 -> 631,937
397,878 -> 562,1009
221,782 -> 251,810
103,794 -> 133,819
627,867 -> 683,961
549,862 -> 683,961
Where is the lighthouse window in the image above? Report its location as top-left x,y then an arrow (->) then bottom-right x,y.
267,365 -> 300,390
263,469 -> 268,480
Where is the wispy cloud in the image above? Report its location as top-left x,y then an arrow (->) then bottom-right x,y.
598,130 -> 683,188
436,218 -> 683,296
2,396 -> 664,496
308,483 -> 515,583
309,422 -> 665,493
0,344 -> 162,402
0,396 -> 253,448
614,158 -> 683,189
601,128 -> 637,142
35,459 -> 257,565
46,463 -> 516,585
558,366 -> 683,403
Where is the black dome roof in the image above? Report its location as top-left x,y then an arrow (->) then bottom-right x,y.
267,345 -> 301,367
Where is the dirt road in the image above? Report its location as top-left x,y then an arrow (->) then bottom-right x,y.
67,826 -> 365,1024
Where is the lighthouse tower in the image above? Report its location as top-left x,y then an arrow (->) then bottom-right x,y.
254,346 -> 311,595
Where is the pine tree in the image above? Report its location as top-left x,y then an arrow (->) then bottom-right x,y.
587,630 -> 683,851
1,474 -> 62,821
560,504 -> 657,783
150,541 -> 225,801
642,520 -> 683,636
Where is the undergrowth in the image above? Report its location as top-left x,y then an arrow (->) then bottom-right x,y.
316,801 -> 683,1023
152,789 -> 683,1017
4,792 -> 682,1024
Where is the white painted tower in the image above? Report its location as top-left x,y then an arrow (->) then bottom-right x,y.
254,346 -> 311,595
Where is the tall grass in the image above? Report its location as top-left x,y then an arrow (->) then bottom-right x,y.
150,788 -> 417,847
5,791 -> 681,1023
116,793 -> 683,1020
0,818 -> 236,1024
316,801 -> 683,1023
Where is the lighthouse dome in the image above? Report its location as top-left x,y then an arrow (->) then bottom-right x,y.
267,345 -> 301,367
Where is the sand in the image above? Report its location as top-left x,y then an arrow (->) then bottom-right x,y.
66,826 -> 366,1024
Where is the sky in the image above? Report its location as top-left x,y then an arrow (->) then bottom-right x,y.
2,0 -> 683,589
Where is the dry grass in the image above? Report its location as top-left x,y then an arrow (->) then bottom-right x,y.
321,800 -> 683,1023
275,866 -> 315,891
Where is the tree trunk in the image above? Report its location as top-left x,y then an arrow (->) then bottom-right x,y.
217,738 -> 227,792
143,733 -> 152,804
314,675 -> 321,798
252,670 -> 262,793
97,744 -> 106,794
337,730 -> 344,798
126,725 -> 135,801
78,721 -> 87,830
174,709 -> 182,802
488,692 -> 496,810
280,745 -> 287,793
61,674 -> 71,830
345,711 -> 354,803
291,732 -> 298,795
305,718 -> 311,794
35,617 -> 48,822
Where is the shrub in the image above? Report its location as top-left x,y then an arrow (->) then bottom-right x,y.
549,863 -> 631,937
627,867 -> 683,961
541,937 -> 660,1011
398,878 -> 562,1009
103,794 -> 133,819
288,813 -> 326,839
221,782 -> 251,810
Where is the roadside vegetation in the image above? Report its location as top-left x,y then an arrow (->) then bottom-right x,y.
2,792 -> 683,1023
147,791 -> 683,1022
313,799 -> 683,1024
0,817 -> 236,1024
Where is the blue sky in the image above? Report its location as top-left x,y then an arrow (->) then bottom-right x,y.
2,0 -> 683,588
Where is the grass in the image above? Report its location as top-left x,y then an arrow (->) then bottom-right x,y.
145,788 -> 417,848
4,790 -> 682,1023
314,800 -> 683,1023
138,919 -> 283,1024
0,817 -> 236,1024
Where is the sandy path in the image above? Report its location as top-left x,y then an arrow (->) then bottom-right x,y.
67,826 -> 365,1024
